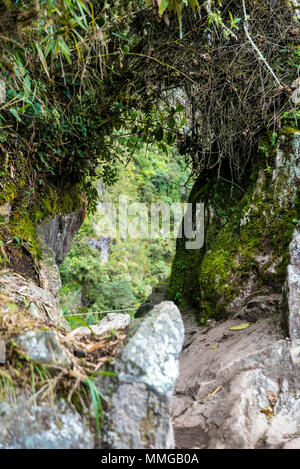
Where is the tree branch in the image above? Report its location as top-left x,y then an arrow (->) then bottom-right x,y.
242,0 -> 282,87
205,0 -> 238,41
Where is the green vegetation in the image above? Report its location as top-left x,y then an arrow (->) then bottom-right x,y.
169,128 -> 300,319
0,1 -> 299,324
60,145 -> 189,325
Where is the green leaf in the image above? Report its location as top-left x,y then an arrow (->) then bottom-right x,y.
14,236 -> 21,245
229,323 -> 251,331
35,42 -> 50,78
168,117 -> 176,129
84,379 -> 104,436
159,0 -> 169,15
9,108 -> 22,122
154,126 -> 164,142
57,40 -> 72,64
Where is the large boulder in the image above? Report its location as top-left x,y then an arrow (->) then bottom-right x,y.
36,207 -> 86,301
0,301 -> 184,449
0,398 -> 92,449
15,330 -> 71,367
98,301 -> 184,449
71,313 -> 130,338
284,228 -> 300,339
0,270 -> 68,328
169,129 -> 300,322
37,208 -> 86,266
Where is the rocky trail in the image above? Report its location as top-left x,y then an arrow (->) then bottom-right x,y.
172,310 -> 300,449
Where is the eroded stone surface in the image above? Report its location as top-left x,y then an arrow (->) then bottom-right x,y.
285,228 -> 300,339
0,79 -> 5,104
234,294 -> 282,323
98,301 -> 184,449
15,330 -> 70,367
0,398 -> 92,449
0,300 -> 184,449
36,208 -> 85,300
135,281 -> 169,319
0,270 -> 68,328
173,314 -> 300,449
37,208 -> 85,265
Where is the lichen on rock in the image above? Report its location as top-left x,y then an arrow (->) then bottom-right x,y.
97,301 -> 184,449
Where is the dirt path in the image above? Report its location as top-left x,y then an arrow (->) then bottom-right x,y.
171,310 -> 300,449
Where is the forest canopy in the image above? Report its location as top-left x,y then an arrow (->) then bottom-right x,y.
0,0 -> 299,211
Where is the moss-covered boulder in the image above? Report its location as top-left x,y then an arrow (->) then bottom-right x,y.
169,128 -> 300,321
0,148 -> 87,327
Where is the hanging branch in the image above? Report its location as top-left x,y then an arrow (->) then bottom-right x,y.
205,0 -> 238,41
242,0 -> 282,87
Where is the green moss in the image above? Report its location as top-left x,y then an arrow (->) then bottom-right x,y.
10,183 -> 83,259
168,174 -> 215,308
169,127 -> 300,320
10,211 -> 41,259
33,183 -> 83,224
0,181 -> 17,205
280,126 -> 300,137
168,236 -> 204,309
0,148 -> 84,272
197,196 -> 297,319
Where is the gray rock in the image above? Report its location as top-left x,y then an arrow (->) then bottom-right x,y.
236,294 -> 282,323
0,270 -> 68,328
0,339 -> 5,364
0,301 -> 183,449
36,207 -> 85,265
98,301 -> 184,449
284,229 -> 300,339
35,208 -> 85,302
71,312 -> 130,338
135,280 -> 168,319
37,244 -> 62,300
0,397 -> 93,449
15,330 -> 70,367
0,80 -> 5,104
172,314 -> 300,449
89,235 -> 110,264
290,0 -> 300,21
1,208 -> 85,330
272,131 -> 300,207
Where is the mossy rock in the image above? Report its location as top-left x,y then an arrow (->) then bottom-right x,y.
0,150 -> 84,275
169,128 -> 300,321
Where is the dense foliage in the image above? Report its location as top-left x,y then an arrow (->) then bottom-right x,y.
0,0 -> 298,299
1,1 -> 298,201
0,0 -> 194,211
59,144 -> 189,325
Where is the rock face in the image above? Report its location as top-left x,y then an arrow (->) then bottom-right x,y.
98,301 -> 184,449
2,206 -> 88,328
168,127 -> 300,449
0,270 -> 68,328
71,312 -> 131,338
0,398 -> 93,449
173,314 -> 300,449
169,129 -> 300,321
135,280 -> 169,319
36,207 -> 86,266
0,301 -> 184,449
284,228 -> 300,339
15,330 -> 70,367
0,79 -> 5,104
